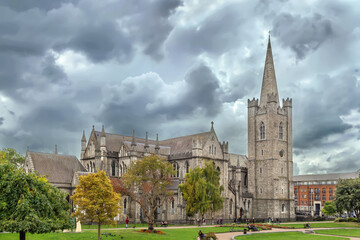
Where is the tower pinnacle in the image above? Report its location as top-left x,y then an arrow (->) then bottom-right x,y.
260,35 -> 279,107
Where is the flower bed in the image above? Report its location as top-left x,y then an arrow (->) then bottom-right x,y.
138,229 -> 165,234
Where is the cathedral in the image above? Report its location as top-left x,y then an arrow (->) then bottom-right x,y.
24,36 -> 295,223
79,36 -> 295,223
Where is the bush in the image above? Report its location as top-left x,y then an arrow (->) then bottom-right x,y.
348,217 -> 358,222
205,232 -> 217,240
334,217 -> 359,222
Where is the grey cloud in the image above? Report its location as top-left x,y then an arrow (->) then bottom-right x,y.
0,0 -> 79,12
67,22 -> 134,63
272,13 -> 333,59
42,55 -> 68,84
293,71 -> 360,149
0,117 -> 4,125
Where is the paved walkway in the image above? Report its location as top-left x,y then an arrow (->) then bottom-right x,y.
216,227 -> 360,240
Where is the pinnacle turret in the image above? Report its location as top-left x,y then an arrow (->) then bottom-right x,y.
131,129 -> 136,147
260,34 -> 279,107
101,125 -> 106,137
144,132 -> 149,150
155,134 -> 160,153
81,130 -> 86,142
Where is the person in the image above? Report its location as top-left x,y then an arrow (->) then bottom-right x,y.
202,218 -> 206,225
125,217 -> 129,228
306,223 -> 311,228
248,224 -> 258,231
252,217 -> 255,224
197,218 -> 200,227
216,218 -> 219,224
220,218 -> 223,225
246,218 -> 249,225
198,230 -> 206,240
164,220 -> 168,227
234,218 -> 236,223
268,217 -> 271,223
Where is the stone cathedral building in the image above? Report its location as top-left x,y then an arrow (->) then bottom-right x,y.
79,37 -> 295,223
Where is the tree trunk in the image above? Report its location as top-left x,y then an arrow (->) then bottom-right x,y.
19,231 -> 25,240
98,223 -> 101,240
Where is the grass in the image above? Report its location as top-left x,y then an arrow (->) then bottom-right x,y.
234,232 -> 349,240
0,227 -> 233,240
81,223 -> 151,229
315,229 -> 360,237
279,222 -> 360,229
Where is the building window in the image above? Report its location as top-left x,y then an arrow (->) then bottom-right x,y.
259,188 -> 263,194
279,122 -> 283,140
185,161 -> 189,174
261,150 -> 264,156
322,188 -> 326,193
260,122 -> 265,140
248,200 -> 250,211
322,195 -> 326,200
111,160 -> 116,176
124,199 -> 127,214
329,188 -> 333,194
281,204 -> 285,212
244,174 -> 248,186
315,188 -> 320,194
230,199 -> 233,214
315,195 -> 320,200
216,166 -> 220,172
304,194 -> 307,198
173,162 -> 179,178
209,146 -> 211,154
259,168 -> 262,174
171,199 -> 175,215
119,165 -> 123,177
282,188 -> 284,194
304,188 -> 306,193
329,195 -> 333,200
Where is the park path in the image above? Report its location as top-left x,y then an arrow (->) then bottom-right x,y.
216,227 -> 360,240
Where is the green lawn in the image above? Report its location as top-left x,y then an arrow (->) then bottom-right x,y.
279,222 -> 360,229
316,229 -> 360,237
0,227 -> 232,240
234,232 -> 349,240
81,223 -> 152,229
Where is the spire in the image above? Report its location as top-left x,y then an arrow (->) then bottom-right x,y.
260,34 -> 279,107
101,125 -> 106,137
81,130 -> 86,142
155,134 -> 160,152
144,132 -> 149,150
54,144 -> 58,155
210,121 -> 214,132
131,129 -> 136,147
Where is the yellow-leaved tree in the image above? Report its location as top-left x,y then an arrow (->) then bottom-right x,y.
71,170 -> 121,240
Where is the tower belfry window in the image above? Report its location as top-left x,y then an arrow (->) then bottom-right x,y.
260,122 -> 265,140
279,122 -> 283,140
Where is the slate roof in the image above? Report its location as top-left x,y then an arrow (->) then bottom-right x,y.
94,130 -> 211,156
293,171 -> 359,182
29,151 -> 86,184
160,132 -> 211,155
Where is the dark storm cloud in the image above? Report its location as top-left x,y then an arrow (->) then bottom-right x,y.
0,117 -> 4,125
98,64 -> 222,134
42,55 -> 68,84
272,13 -> 334,59
0,0 -> 78,12
67,22 -> 134,63
293,71 -> 360,149
168,3 -> 244,56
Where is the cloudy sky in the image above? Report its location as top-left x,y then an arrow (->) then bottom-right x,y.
0,0 -> 359,175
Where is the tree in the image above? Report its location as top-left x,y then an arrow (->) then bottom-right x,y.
71,171 -> 121,240
335,177 -> 360,219
179,160 -> 224,220
0,148 -> 25,166
322,201 -> 337,216
0,163 -> 72,240
121,155 -> 175,232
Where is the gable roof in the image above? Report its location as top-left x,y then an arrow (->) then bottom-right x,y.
29,152 -> 86,184
293,171 -> 359,182
160,132 -> 211,155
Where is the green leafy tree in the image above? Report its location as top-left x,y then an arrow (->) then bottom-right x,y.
335,177 -> 360,219
71,170 -> 121,240
0,148 -> 25,166
121,155 -> 175,232
179,160 -> 224,220
322,201 -> 337,216
0,163 -> 72,240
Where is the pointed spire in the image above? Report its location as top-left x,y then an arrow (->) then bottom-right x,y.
144,132 -> 149,149
131,129 -> 136,146
210,121 -> 214,132
82,130 -> 86,142
92,125 -> 95,131
101,125 -> 106,137
54,144 -> 58,155
260,33 -> 279,107
155,134 -> 160,152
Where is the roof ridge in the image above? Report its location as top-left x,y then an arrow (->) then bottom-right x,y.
29,151 -> 77,158
160,131 -> 210,142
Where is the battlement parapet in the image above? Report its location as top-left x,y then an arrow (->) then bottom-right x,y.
277,106 -> 287,115
267,93 -> 278,103
248,98 -> 258,108
257,105 -> 267,115
282,97 -> 292,107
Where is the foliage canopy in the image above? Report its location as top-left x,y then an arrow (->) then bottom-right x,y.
179,160 -> 224,218
71,170 -> 121,240
335,177 -> 360,218
0,163 -> 72,240
121,155 -> 175,231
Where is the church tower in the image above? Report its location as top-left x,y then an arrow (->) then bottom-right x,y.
248,35 -> 295,220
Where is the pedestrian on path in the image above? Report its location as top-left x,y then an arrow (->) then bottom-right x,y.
125,217 -> 129,228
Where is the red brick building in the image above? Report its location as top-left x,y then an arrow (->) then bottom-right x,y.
293,171 -> 359,216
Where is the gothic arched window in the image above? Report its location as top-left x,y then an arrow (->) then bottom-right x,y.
173,162 -> 179,178
185,161 -> 189,174
279,122 -> 283,140
244,173 -> 248,186
111,160 -> 116,176
92,162 -> 95,172
124,198 -> 127,214
230,199 -> 233,214
119,165 -> 123,177
260,122 -> 265,140
281,204 -> 285,212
